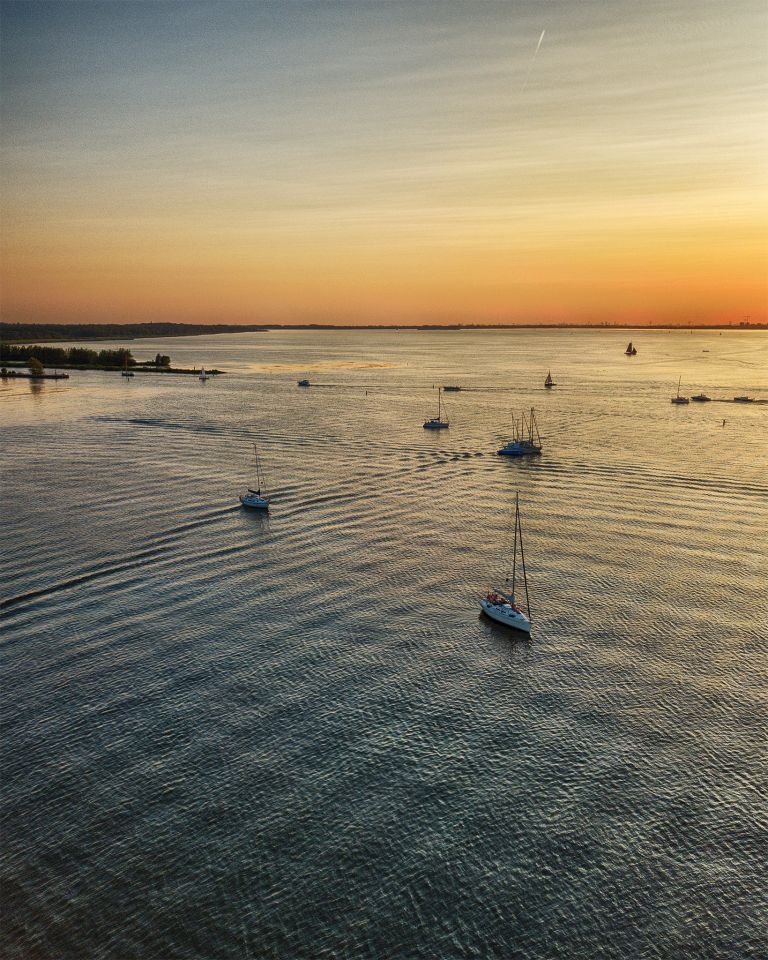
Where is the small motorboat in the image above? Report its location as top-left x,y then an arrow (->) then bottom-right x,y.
443,385 -> 462,392
544,370 -> 555,388
298,379 -> 310,387
733,396 -> 754,403
691,393 -> 711,402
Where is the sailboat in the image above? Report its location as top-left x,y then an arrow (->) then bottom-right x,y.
480,493 -> 532,634
423,387 -> 449,429
239,445 -> 270,510
498,408 -> 542,456
544,370 -> 555,388
671,377 -> 689,404
121,357 -> 134,377
199,367 -> 209,381
625,341 -> 637,355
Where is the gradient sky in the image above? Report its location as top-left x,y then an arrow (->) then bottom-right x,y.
1,0 -> 766,325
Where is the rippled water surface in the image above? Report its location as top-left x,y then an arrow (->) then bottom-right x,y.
2,329 -> 767,959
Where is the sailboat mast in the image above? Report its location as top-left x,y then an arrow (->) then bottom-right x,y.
511,493 -> 518,601
517,496 -> 531,620
531,407 -> 541,446
437,387 -> 442,420
253,444 -> 263,493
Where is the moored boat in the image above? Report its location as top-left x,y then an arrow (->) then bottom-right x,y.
671,377 -> 689,404
498,408 -> 542,456
479,493 -> 532,635
733,396 -> 754,403
423,387 -> 449,429
691,393 -> 711,402
239,444 -> 270,510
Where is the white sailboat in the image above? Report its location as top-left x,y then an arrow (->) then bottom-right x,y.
199,366 -> 209,381
498,408 -> 542,456
480,493 -> 532,634
239,444 -> 270,510
423,387 -> 449,429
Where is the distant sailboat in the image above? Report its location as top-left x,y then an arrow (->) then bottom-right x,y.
121,357 -> 134,377
423,387 -> 449,429
544,370 -> 555,388
625,341 -> 637,355
480,493 -> 532,634
199,367 -> 209,381
239,445 -> 270,510
671,377 -> 689,404
498,408 -> 542,456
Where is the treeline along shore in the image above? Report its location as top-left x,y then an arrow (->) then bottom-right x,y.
0,343 -> 222,375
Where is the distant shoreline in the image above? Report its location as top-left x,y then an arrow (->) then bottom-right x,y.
1,321 -> 765,343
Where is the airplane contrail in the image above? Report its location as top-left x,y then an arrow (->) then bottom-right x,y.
521,28 -> 546,93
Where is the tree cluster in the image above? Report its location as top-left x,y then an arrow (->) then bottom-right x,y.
0,343 -> 135,367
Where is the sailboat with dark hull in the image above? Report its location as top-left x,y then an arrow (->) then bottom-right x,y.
625,341 -> 637,355
671,377 -> 689,404
480,493 -> 532,634
498,408 -> 542,456
423,387 -> 449,429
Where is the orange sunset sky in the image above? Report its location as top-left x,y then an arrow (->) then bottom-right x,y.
1,0 -> 766,326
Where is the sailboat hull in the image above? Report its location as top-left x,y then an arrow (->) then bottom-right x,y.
240,494 -> 270,510
480,598 -> 531,633
498,443 -> 541,456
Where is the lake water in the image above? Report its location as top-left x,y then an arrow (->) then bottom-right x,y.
1,329 -> 766,959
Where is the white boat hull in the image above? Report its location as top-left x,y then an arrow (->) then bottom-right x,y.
240,493 -> 270,510
480,597 -> 531,633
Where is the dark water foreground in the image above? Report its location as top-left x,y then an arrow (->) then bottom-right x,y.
2,330 -> 766,959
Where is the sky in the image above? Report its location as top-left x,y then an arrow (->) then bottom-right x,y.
1,0 -> 766,326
